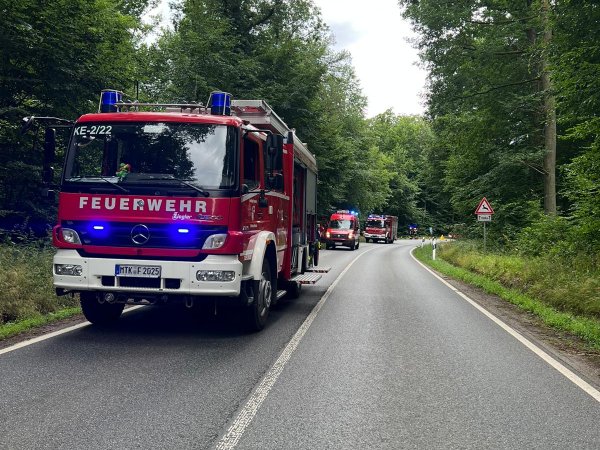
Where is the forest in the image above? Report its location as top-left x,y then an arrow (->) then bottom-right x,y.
0,0 -> 599,259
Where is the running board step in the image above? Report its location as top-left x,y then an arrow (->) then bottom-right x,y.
290,273 -> 322,284
305,266 -> 331,273
276,290 -> 287,301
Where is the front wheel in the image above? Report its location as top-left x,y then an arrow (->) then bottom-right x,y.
244,259 -> 273,332
80,292 -> 124,325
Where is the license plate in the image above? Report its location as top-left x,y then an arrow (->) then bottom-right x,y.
115,264 -> 161,278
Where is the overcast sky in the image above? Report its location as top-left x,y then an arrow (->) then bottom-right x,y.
313,0 -> 427,117
147,0 -> 428,117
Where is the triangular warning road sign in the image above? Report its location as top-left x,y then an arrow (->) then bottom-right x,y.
475,197 -> 494,215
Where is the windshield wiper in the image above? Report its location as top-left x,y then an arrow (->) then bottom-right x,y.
134,176 -> 210,197
99,176 -> 129,193
66,176 -> 129,193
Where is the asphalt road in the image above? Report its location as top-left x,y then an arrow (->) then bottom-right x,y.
1,241 -> 599,449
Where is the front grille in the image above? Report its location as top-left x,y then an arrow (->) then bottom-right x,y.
119,277 -> 161,288
101,275 -> 181,289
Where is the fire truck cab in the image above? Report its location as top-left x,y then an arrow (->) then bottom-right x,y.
323,210 -> 360,250
42,90 -> 325,331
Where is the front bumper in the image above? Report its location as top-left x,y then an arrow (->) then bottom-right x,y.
364,232 -> 385,240
324,237 -> 355,247
53,249 -> 243,297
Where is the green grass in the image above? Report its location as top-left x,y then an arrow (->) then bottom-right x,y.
413,243 -> 600,349
0,308 -> 81,341
0,241 -> 80,340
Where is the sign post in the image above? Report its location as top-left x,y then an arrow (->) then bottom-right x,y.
475,197 -> 494,252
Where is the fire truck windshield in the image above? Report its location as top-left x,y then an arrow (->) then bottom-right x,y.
329,219 -> 353,229
63,122 -> 236,191
366,219 -> 385,228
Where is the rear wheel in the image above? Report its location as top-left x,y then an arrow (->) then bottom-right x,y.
244,259 -> 273,332
80,292 -> 125,325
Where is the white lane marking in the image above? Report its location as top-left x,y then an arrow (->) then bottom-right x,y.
410,248 -> 600,403
0,305 -> 145,356
215,246 -> 379,450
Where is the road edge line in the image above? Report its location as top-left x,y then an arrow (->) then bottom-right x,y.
410,248 -> 600,404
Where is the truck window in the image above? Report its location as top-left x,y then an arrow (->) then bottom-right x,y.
64,123 -> 235,190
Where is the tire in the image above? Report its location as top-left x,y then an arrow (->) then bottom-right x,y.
349,240 -> 356,251
80,292 -> 125,325
285,280 -> 302,299
244,258 -> 273,332
356,239 -> 359,249
365,238 -> 370,243
313,243 -> 320,266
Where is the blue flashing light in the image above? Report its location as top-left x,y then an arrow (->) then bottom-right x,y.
88,222 -> 110,238
99,89 -> 123,113
209,91 -> 232,116
178,228 -> 190,234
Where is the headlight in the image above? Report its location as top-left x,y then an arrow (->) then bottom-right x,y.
202,234 -> 227,249
325,231 -> 330,238
196,270 -> 235,282
55,264 -> 83,276
349,232 -> 354,238
60,228 -> 81,244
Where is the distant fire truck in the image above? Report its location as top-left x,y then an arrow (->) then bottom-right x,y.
323,210 -> 360,250
35,90 -> 328,331
364,214 -> 398,244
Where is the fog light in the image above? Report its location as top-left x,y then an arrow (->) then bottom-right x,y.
55,264 -> 83,276
196,270 -> 235,282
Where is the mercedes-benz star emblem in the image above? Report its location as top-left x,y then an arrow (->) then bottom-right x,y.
131,224 -> 150,245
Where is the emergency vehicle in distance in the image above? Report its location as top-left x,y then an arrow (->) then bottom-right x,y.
322,210 -> 360,250
364,214 -> 398,244
36,89 -> 328,331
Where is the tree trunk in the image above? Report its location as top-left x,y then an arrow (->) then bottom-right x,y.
541,0 -> 557,215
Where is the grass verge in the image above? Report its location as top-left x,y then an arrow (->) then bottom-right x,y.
413,244 -> 600,350
0,307 -> 81,341
0,241 -> 80,342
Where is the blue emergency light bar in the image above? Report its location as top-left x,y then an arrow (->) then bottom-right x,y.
208,91 -> 231,116
99,89 -> 123,113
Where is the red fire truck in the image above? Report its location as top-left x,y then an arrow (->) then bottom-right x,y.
37,90 -> 326,331
364,214 -> 398,244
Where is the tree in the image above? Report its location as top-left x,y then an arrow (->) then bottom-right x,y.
0,0 -> 148,233
398,0 -> 559,235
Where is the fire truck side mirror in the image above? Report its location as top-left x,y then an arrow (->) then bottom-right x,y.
266,134 -> 283,156
267,173 -> 284,191
266,134 -> 283,171
42,127 -> 56,184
